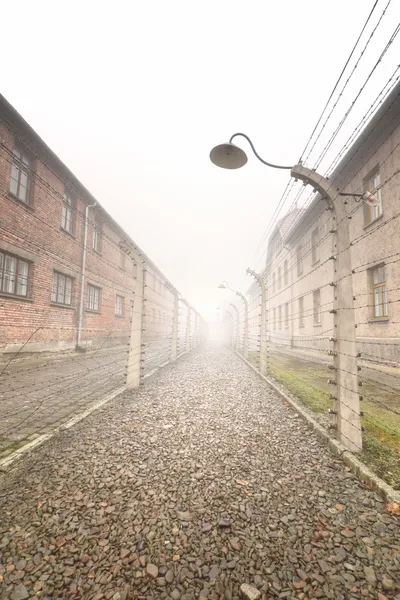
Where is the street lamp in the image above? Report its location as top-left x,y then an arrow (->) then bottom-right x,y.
210,133 -> 362,453
218,280 -> 248,358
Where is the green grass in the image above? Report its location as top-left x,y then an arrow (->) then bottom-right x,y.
268,352 -> 400,490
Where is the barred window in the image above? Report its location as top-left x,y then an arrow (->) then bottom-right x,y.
10,145 -> 33,205
61,190 -> 76,234
115,294 -> 124,317
51,271 -> 72,305
283,260 -> 288,286
284,303 -> 289,328
87,284 -> 100,311
0,251 -> 30,297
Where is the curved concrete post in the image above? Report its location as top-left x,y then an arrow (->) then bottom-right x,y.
291,164 -> 362,453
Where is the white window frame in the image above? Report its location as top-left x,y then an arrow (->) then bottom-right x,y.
364,170 -> 383,225
370,264 -> 388,319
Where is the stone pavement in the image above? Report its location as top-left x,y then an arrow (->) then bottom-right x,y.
0,347 -> 399,600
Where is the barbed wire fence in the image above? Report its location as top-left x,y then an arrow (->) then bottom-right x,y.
0,135 -> 204,461
222,105 -> 400,489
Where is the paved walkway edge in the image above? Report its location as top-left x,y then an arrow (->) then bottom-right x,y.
234,349 -> 400,503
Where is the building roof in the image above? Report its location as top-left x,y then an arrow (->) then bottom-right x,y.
285,79 -> 400,245
0,94 -> 181,296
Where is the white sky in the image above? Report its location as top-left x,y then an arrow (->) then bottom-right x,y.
2,0 -> 399,322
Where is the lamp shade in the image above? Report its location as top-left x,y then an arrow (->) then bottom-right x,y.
210,143 -> 248,169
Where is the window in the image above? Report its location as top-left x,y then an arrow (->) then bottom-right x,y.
313,289 -> 321,325
364,170 -> 382,225
115,294 -> 124,317
273,308 -> 276,330
297,245 -> 303,276
370,265 -> 387,319
278,266 -> 282,289
311,228 -> 319,264
87,284 -> 100,312
10,145 -> 33,205
299,296 -> 304,328
93,215 -> 102,253
120,248 -> 126,270
272,272 -> 276,294
61,190 -> 76,235
284,260 -> 288,286
279,305 -> 282,329
284,303 -> 289,328
151,308 -> 156,324
51,271 -> 72,305
0,251 -> 30,297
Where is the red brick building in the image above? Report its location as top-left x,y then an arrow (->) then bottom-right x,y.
0,95 -> 176,354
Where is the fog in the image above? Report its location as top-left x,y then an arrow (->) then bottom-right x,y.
2,0 -> 399,322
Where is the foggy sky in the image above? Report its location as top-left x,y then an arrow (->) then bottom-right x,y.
2,0 -> 399,322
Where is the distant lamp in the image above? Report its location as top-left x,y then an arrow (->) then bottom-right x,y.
218,282 -> 228,289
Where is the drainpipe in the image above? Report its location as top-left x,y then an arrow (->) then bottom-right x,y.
76,201 -> 97,349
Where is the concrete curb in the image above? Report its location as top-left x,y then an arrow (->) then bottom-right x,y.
235,350 -> 400,504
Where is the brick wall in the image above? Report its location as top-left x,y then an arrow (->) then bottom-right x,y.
0,108 -> 174,354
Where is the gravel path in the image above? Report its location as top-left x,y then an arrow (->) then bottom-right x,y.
1,347 -> 399,600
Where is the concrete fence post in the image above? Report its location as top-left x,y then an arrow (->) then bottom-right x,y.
121,244 -> 145,390
291,165 -> 362,452
185,302 -> 191,354
236,291 -> 249,360
229,303 -> 240,351
170,287 -> 179,362
246,268 -> 267,376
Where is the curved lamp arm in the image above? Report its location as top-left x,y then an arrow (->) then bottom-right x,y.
230,133 -> 293,170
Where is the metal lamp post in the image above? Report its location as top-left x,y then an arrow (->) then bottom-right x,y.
218,281 -> 249,359
211,133 -> 362,453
